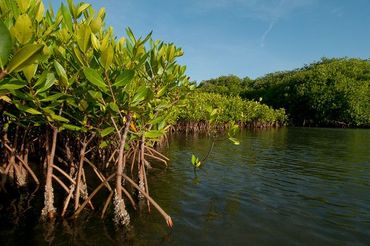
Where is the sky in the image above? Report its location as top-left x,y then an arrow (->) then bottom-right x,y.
48,0 -> 370,82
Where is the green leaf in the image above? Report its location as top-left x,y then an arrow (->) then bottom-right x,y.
132,86 -> 148,105
14,103 -> 42,115
100,45 -> 113,70
0,79 -> 27,90
61,3 -> 73,32
156,85 -> 168,97
100,126 -> 115,137
191,154 -> 201,168
126,27 -> 136,43
61,123 -> 82,131
18,0 -> 31,13
77,3 -> 90,17
191,154 -> 196,165
99,141 -> 109,148
144,130 -> 164,139
76,24 -> 91,53
66,97 -> 78,107
0,20 -> 12,68
83,67 -> 107,92
9,90 -> 32,100
195,159 -> 201,168
228,123 -> 239,136
78,99 -> 88,111
50,113 -> 69,122
22,64 -> 38,82
73,46 -> 85,66
228,137 -> 240,145
211,108 -> 218,117
108,102 -> 120,113
90,33 -> 100,50
88,90 -> 103,101
7,44 -> 44,73
40,92 -> 65,102
66,0 -> 76,18
11,14 -> 33,44
113,70 -> 135,87
90,17 -> 102,34
35,1 -> 45,22
0,95 -> 11,103
149,115 -> 165,125
33,71 -> 47,88
36,73 -> 56,94
53,61 -> 68,87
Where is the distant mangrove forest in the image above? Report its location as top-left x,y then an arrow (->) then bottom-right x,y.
199,58 -> 370,127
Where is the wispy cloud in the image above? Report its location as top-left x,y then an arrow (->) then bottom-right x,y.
190,0 -> 315,46
330,7 -> 343,17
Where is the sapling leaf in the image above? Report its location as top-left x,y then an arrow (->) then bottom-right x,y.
228,137 -> 240,145
191,154 -> 196,165
191,154 -> 201,168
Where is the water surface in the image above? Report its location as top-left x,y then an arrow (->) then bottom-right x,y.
1,128 -> 369,245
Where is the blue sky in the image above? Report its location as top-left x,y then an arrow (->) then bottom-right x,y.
48,0 -> 370,82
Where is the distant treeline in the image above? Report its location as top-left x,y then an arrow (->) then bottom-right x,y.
198,58 -> 370,127
175,92 -> 287,132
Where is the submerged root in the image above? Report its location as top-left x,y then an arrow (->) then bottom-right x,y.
113,190 -> 130,226
41,185 -> 56,220
80,182 -> 89,200
16,166 -> 27,187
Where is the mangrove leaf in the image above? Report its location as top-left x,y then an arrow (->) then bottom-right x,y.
0,20 -> 12,68
7,44 -> 44,73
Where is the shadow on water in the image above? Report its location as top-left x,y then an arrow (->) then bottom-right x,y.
1,127 -> 370,245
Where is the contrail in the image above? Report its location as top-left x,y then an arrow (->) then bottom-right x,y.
260,0 -> 285,47
260,20 -> 275,47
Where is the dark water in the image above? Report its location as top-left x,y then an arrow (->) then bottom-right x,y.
1,128 -> 370,245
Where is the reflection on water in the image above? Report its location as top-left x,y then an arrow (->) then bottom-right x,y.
1,127 -> 370,245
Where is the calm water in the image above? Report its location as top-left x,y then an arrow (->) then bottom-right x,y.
1,128 -> 370,245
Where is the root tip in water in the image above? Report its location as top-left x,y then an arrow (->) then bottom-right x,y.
41,186 -> 56,220
113,191 -> 130,226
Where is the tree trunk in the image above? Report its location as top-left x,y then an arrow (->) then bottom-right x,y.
74,139 -> 87,211
114,115 -> 131,225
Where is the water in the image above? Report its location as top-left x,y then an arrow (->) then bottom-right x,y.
1,127 -> 370,245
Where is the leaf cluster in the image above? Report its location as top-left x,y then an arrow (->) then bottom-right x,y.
174,92 -> 287,126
